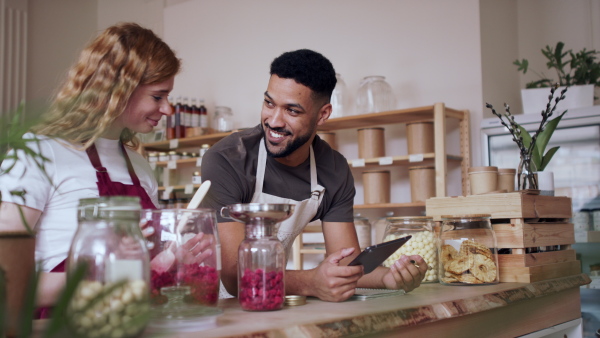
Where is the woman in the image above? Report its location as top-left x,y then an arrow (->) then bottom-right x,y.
0,22 -> 180,308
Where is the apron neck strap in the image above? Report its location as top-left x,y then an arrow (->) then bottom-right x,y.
256,138 -> 318,193
85,142 -> 141,187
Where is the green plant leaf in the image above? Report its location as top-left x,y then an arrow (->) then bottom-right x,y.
42,262 -> 88,338
18,262 -> 41,337
514,59 -> 529,73
536,110 -> 567,160
539,146 -> 560,171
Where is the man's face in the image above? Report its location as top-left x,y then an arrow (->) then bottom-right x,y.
261,75 -> 327,162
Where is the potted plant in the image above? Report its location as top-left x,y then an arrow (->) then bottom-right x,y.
486,84 -> 568,194
0,103 -> 49,336
514,41 -> 599,114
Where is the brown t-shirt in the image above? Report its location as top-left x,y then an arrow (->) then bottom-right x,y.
200,125 -> 355,223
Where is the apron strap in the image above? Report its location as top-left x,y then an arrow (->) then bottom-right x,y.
119,142 -> 142,187
85,143 -> 107,172
255,138 -> 324,199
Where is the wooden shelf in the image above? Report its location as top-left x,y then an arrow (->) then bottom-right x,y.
347,153 -> 463,168
158,184 -> 200,192
143,131 -> 232,151
153,158 -> 200,167
354,202 -> 426,209
317,105 -> 465,131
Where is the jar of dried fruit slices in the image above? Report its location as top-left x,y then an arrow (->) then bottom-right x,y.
438,214 -> 499,285
382,216 -> 438,283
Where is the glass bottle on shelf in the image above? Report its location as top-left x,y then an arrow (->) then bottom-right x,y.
439,214 -> 499,285
220,203 -> 294,311
382,216 -> 438,283
66,196 -> 150,337
199,99 -> 208,129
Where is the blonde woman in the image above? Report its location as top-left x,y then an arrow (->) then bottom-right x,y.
0,23 -> 180,310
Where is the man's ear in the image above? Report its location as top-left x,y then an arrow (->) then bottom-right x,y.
317,103 -> 332,126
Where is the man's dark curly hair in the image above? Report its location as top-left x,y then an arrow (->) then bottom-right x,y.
270,49 -> 337,103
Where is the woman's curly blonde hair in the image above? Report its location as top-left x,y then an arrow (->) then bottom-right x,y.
33,22 -> 181,149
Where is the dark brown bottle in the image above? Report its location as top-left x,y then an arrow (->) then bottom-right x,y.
174,96 -> 185,139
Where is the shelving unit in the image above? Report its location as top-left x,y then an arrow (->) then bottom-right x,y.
318,102 -> 470,209
143,103 -> 470,205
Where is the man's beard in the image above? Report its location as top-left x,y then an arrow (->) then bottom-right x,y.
261,123 -> 314,158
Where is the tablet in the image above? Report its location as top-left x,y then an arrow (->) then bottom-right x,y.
347,235 -> 412,274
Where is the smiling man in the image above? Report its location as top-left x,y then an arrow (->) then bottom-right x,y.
200,49 -> 427,301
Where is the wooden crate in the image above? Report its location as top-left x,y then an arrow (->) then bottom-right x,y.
425,192 -> 572,220
426,192 -> 580,283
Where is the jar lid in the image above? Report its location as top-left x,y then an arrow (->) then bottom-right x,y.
193,171 -> 201,176
159,152 -> 167,155
168,150 -> 178,155
285,295 -> 306,306
441,214 -> 491,219
409,166 -> 434,170
357,127 -> 384,131
147,152 -> 157,157
498,168 -> 516,174
468,166 -> 498,173
201,144 -> 210,148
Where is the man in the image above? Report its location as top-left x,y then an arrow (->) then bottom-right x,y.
201,49 -> 427,301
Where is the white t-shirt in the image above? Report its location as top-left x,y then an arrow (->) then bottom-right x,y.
0,134 -> 159,271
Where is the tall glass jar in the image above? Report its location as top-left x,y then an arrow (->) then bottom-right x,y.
330,73 -> 351,118
221,203 -> 294,312
355,75 -> 396,114
439,214 -> 499,285
67,196 -> 150,338
381,217 -> 438,283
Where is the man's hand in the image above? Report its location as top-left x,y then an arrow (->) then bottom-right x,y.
381,254 -> 428,292
310,247 -> 364,302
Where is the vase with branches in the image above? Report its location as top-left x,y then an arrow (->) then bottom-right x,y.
486,84 -> 568,191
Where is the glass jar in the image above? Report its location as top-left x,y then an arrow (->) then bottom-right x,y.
355,75 -> 396,114
382,217 -> 438,283
221,203 -> 294,311
353,214 -> 372,249
439,214 -> 499,285
141,208 -> 222,331
212,106 -> 233,132
66,196 -> 150,338
331,73 -> 351,118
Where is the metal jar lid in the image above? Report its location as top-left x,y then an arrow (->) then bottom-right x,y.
285,295 -> 307,306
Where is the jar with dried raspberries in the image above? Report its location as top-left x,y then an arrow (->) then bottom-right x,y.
141,208 -> 221,307
221,203 -> 294,312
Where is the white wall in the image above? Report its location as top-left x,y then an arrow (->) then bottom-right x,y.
163,0 -> 483,132
26,0 -> 97,119
479,0 -> 520,119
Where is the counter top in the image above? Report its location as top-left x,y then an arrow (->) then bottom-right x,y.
158,273 -> 590,338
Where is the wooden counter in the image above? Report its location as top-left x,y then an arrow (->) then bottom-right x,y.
153,274 -> 590,338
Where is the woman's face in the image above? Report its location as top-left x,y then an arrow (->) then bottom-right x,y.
105,77 -> 175,139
